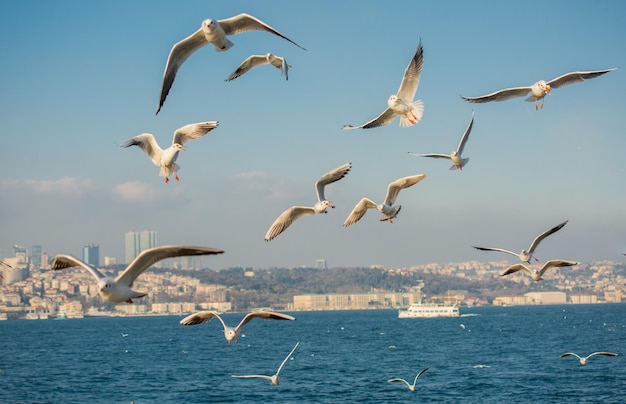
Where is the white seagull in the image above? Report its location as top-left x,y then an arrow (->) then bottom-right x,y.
343,40 -> 424,129
560,351 -> 618,365
409,111 -> 474,170
500,259 -> 577,282
265,162 -> 352,241
387,367 -> 429,391
50,246 -> 224,303
179,310 -> 296,345
225,53 -> 290,82
473,220 -> 568,263
157,13 -> 306,114
461,68 -> 617,110
121,121 -> 218,183
343,174 -> 426,226
232,341 -> 300,385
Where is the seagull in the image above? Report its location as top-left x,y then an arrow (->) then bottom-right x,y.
179,310 -> 296,345
473,220 -> 568,263
225,53 -> 290,81
409,111 -> 474,170
343,174 -> 426,226
232,341 -> 300,385
461,68 -> 617,110
121,121 -> 218,183
343,40 -> 424,129
500,259 -> 577,281
560,351 -> 618,365
157,13 -> 306,114
387,367 -> 429,391
265,162 -> 352,241
50,246 -> 223,303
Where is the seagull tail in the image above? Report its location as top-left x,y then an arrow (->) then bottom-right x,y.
399,100 -> 424,127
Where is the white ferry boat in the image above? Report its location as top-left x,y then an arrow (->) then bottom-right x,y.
398,302 -> 460,318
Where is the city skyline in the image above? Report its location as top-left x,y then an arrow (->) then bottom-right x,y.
1,1 -> 626,270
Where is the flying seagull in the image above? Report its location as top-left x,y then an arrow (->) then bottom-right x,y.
225,53 -> 290,81
387,367 -> 429,391
473,220 -> 568,263
50,246 -> 224,303
121,121 -> 218,183
409,111 -> 474,170
157,13 -> 306,114
232,341 -> 300,385
461,68 -> 617,110
500,259 -> 577,281
343,40 -> 424,129
265,162 -> 352,241
560,351 -> 618,365
179,310 -> 296,345
343,174 -> 426,226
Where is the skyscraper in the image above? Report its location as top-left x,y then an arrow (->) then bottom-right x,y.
31,245 -> 42,269
125,230 -> 157,264
82,244 -> 100,267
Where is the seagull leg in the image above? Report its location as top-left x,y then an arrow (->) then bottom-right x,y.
165,177 -> 169,184
175,174 -> 179,181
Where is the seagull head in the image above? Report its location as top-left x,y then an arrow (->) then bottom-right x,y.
172,143 -> 184,151
202,19 -> 217,32
225,329 -> 238,344
98,278 -> 113,295
537,80 -> 550,95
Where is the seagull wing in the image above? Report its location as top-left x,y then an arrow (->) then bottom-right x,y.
232,375 -> 273,381
236,311 -> 296,330
265,206 -> 316,241
50,255 -> 105,282
500,263 -> 530,276
397,39 -> 424,102
539,259 -> 577,277
587,352 -> 619,359
121,133 -> 164,166
409,153 -> 452,160
527,220 -> 568,254
547,68 -> 617,90
461,86 -> 533,103
343,198 -> 379,227
157,29 -> 208,114
275,341 -> 300,376
387,378 -> 412,389
342,107 -> 399,130
218,13 -> 306,50
225,55 -> 270,81
456,111 -> 474,155
473,246 -> 520,259
179,311 -> 227,328
172,121 -> 219,146
384,174 -> 426,206
315,162 -> 352,202
559,352 -> 582,360
116,246 -> 224,286
413,367 -> 429,384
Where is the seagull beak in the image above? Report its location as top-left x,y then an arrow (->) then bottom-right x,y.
545,84 -> 551,94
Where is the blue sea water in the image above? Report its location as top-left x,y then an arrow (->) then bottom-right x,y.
0,304 -> 624,403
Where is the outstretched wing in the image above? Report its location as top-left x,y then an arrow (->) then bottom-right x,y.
315,162 -> 352,202
587,352 -> 618,359
172,121 -> 219,146
413,367 -> 429,385
559,352 -> 582,360
409,152 -> 452,160
121,133 -> 164,166
275,341 -> 300,376
179,311 -> 226,329
157,29 -> 208,115
264,206 -> 316,241
218,13 -> 306,50
343,198 -> 379,227
500,263 -> 530,277
225,55 -> 269,81
50,255 -> 105,282
236,310 -> 296,330
473,246 -> 519,259
397,39 -> 424,102
117,246 -> 224,286
387,378 -> 411,389
343,107 -> 399,130
547,68 -> 617,90
384,174 -> 426,206
539,259 -> 577,276
456,111 -> 474,155
461,86 -> 532,103
527,220 -> 568,254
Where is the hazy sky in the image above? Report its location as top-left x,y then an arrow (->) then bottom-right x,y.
1,1 -> 625,269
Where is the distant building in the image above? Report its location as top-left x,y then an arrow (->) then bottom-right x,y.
525,291 -> 566,304
293,291 -> 421,311
125,230 -> 157,264
315,259 -> 327,270
104,256 -> 117,266
30,245 -> 42,269
82,244 -> 99,267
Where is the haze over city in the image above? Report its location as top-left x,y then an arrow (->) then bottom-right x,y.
1,1 -> 626,270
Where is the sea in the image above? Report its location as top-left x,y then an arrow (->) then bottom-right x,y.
0,304 -> 624,403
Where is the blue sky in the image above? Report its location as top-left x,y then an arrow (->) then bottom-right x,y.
1,1 -> 625,269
